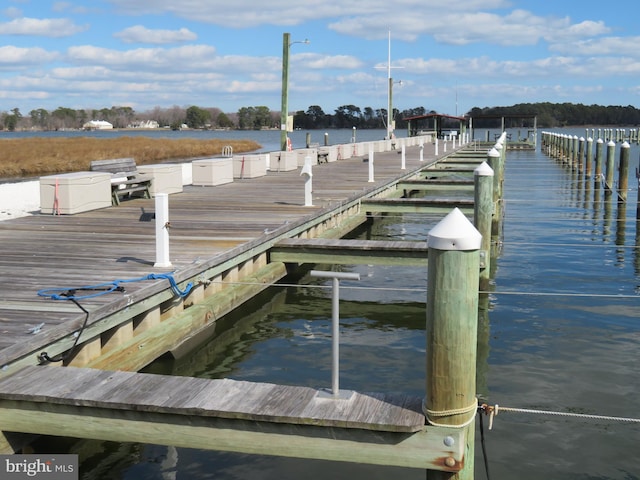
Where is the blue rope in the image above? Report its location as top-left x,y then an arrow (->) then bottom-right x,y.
37,273 -> 193,300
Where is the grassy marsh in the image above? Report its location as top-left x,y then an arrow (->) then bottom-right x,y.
0,136 -> 261,179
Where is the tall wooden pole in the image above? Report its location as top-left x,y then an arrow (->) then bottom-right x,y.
425,208 -> 481,479
280,33 -> 290,151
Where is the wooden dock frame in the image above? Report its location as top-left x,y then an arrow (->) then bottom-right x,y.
0,365 -> 466,472
0,140 -> 504,477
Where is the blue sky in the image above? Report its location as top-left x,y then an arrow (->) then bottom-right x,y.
1,0 -> 639,117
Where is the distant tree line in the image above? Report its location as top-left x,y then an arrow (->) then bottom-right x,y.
1,102 -> 639,132
469,103 -> 640,128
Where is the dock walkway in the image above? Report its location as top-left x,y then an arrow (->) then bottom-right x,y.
0,139 -> 484,470
0,141 -> 462,373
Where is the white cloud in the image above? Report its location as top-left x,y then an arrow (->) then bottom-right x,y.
550,36 -> 640,57
2,7 -> 23,18
0,46 -> 59,68
114,25 -> 198,44
66,44 -> 218,71
0,17 -> 88,37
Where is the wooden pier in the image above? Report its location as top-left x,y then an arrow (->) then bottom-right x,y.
0,136 -> 502,475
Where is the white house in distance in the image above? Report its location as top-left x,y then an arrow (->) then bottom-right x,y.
83,120 -> 113,130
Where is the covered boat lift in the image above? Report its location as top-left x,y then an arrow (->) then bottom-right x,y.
404,113 -> 468,140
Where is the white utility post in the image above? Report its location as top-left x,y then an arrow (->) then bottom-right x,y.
310,270 -> 361,398
154,193 -> 172,268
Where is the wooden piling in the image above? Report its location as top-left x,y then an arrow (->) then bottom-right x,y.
585,137 -> 593,178
571,135 -> 579,169
618,141 -> 630,201
578,137 -> 585,174
595,138 -> 604,186
605,140 -> 616,195
425,208 -> 481,480
487,148 -> 501,237
474,162 -> 494,290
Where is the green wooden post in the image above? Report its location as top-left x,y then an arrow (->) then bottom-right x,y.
595,138 -> 604,186
618,141 -> 630,202
578,136 -> 585,174
474,162 -> 494,290
605,140 -> 616,194
280,33 -> 290,151
585,137 -> 593,178
487,148 -> 501,237
571,135 -> 579,169
425,208 -> 481,480
494,142 -> 504,200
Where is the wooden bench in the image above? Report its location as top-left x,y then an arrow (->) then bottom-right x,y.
317,149 -> 329,163
90,158 -> 152,205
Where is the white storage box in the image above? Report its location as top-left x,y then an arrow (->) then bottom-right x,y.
40,172 -> 111,214
138,163 -> 183,196
269,151 -> 298,171
233,154 -> 267,178
296,148 -> 318,166
192,158 -> 234,186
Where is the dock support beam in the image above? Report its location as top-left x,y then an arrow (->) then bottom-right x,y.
425,208 -> 481,479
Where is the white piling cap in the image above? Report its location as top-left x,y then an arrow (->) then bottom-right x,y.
487,147 -> 500,158
622,141 -> 630,148
474,161 -> 494,177
428,208 -> 482,251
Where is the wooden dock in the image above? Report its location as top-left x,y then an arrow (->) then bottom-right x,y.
0,137 -> 491,471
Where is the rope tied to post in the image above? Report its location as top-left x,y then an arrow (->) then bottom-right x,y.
478,403 -> 640,430
422,399 -> 478,428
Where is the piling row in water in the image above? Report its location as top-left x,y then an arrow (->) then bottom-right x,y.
541,131 -> 635,204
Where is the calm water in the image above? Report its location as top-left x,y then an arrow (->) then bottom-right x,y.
32,128 -> 640,479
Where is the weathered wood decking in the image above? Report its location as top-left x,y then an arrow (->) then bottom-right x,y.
0,141 -> 476,373
0,365 -> 424,432
0,138 -> 486,467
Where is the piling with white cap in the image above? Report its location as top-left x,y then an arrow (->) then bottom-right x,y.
425,208 -> 481,476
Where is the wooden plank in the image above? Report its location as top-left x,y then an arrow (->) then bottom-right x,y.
361,198 -> 474,215
0,366 -> 425,432
397,180 -> 474,192
270,238 -> 428,266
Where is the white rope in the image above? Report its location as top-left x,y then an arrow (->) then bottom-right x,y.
202,279 -> 640,299
482,404 -> 640,430
422,399 -> 478,429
